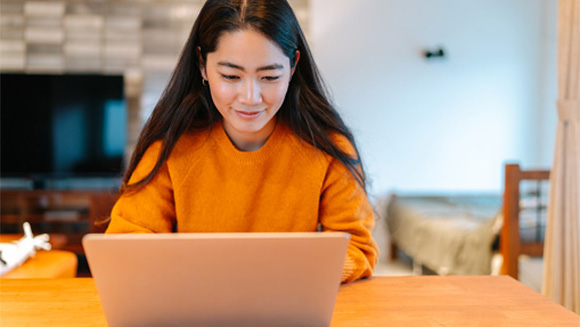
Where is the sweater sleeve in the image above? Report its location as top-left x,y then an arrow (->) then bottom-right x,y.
319,145 -> 379,283
106,141 -> 176,234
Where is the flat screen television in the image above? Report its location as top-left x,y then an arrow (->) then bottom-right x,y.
1,73 -> 126,186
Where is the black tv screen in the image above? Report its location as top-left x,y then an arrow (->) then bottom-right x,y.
1,73 -> 126,178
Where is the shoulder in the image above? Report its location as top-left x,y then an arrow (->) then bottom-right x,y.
276,124 -> 358,163
171,127 -> 213,159
329,132 -> 358,158
139,127 -> 212,162
136,127 -> 212,174
324,132 -> 364,184
161,127 -> 214,178
277,123 -> 323,159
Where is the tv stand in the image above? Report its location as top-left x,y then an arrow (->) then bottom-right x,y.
1,176 -> 123,191
0,189 -> 119,255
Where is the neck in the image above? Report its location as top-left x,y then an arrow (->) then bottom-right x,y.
222,118 -> 277,152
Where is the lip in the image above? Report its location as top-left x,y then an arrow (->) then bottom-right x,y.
235,110 -> 263,119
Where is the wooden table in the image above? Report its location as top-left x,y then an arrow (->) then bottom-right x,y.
1,276 -> 578,326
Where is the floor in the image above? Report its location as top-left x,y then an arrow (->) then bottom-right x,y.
369,197 -> 543,290
373,260 -> 413,276
373,251 -> 414,277
518,256 -> 544,293
373,253 -> 543,294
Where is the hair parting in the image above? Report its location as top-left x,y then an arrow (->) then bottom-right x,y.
121,0 -> 368,195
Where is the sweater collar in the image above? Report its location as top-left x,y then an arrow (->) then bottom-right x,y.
212,118 -> 286,164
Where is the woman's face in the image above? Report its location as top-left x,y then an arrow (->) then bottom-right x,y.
201,29 -> 297,151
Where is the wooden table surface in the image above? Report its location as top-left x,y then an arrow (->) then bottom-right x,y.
1,276 -> 578,326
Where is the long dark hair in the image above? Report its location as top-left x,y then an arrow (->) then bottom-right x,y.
121,0 -> 367,193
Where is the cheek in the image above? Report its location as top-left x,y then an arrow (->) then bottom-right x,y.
210,82 -> 237,106
263,84 -> 290,106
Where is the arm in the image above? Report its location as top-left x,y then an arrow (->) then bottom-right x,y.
319,155 -> 379,283
106,141 -> 176,234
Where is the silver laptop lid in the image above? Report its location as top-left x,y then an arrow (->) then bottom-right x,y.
83,232 -> 350,327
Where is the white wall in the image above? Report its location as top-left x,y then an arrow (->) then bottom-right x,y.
309,0 -> 556,196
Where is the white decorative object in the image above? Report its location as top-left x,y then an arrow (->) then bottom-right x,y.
0,222 -> 52,276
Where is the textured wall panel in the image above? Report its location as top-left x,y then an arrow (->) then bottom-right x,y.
2,0 -> 310,157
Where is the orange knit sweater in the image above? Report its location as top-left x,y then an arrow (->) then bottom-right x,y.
106,121 -> 378,282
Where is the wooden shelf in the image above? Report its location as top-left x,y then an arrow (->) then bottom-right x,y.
1,190 -> 118,255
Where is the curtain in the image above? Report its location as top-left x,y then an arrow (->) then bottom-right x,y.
542,0 -> 580,314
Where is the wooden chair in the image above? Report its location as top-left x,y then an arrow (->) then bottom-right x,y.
500,164 -> 550,279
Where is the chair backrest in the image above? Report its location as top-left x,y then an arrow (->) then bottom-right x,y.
500,163 -> 550,279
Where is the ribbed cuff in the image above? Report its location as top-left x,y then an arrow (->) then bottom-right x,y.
341,254 -> 356,283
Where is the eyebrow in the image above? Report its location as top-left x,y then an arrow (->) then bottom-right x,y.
217,61 -> 284,72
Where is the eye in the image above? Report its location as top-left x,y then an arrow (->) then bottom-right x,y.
221,74 -> 239,81
262,76 -> 280,82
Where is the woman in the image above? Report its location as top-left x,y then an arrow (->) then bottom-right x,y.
106,0 -> 378,283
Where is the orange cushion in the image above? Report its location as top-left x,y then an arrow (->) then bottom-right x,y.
2,250 -> 78,278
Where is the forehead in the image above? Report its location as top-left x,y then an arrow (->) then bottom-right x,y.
209,29 -> 290,68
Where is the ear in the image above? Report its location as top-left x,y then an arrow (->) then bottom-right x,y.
291,50 -> 300,77
196,46 -> 208,80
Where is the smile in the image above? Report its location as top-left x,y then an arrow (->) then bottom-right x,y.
235,110 -> 263,119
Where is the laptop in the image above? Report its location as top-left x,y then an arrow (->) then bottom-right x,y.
83,232 -> 350,327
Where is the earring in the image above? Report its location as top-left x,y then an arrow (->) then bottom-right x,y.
202,78 -> 208,86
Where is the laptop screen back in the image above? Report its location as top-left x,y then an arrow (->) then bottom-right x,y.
83,232 -> 350,327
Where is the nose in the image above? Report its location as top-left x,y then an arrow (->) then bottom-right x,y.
238,78 -> 262,105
